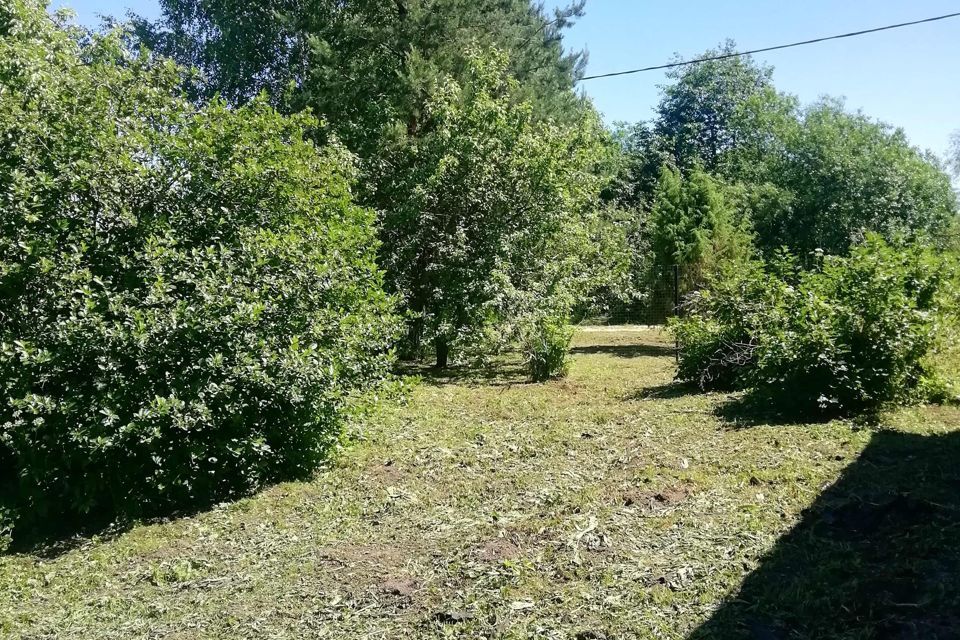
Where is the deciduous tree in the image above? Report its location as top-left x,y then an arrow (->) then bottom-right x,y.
375,50 -> 620,370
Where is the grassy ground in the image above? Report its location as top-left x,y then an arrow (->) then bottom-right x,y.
2,328 -> 958,639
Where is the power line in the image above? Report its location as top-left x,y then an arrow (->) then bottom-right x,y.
579,11 -> 960,81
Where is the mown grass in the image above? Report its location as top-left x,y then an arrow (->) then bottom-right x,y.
2,328 -> 958,639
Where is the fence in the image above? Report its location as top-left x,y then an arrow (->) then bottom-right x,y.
575,265 -> 700,327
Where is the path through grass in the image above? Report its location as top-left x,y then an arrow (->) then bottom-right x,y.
2,329 -> 958,638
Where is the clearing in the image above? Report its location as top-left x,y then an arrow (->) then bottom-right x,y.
2,329 -> 959,639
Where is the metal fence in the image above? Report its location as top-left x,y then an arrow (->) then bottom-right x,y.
575,265 -> 697,327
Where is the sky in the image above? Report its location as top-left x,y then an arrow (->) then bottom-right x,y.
55,0 -> 960,159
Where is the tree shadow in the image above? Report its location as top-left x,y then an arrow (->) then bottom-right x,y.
631,381 -> 703,400
396,359 -> 532,387
690,429 -> 960,639
3,456 -> 325,558
570,343 -> 677,358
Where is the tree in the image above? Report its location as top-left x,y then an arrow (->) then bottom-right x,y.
654,42 -> 783,173
748,99 -> 958,255
606,121 -> 669,210
605,47 -> 792,293
645,46 -> 957,257
950,130 -> 960,180
374,49 -> 620,370
0,1 -> 396,541
135,0 -> 612,375
135,0 -> 592,154
649,165 -> 753,287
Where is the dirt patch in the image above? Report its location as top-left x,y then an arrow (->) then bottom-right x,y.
554,380 -> 583,395
380,577 -> 419,598
141,540 -> 197,562
312,544 -> 424,607
477,538 -> 522,562
314,543 -> 410,572
621,485 -> 691,510
364,459 -> 409,485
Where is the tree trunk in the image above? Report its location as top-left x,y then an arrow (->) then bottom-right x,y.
397,317 -> 423,361
435,338 -> 450,370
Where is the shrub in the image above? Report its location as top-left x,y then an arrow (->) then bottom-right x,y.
524,316 -> 575,382
0,4 -> 397,543
930,250 -> 960,401
671,260 -> 786,390
673,236 -> 955,416
753,237 -> 951,415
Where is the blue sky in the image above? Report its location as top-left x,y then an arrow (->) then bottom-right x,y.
56,0 -> 960,158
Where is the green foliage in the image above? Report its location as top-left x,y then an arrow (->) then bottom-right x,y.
139,0 -> 613,374
523,316 -> 575,382
0,505 -> 11,553
650,165 -> 753,282
606,122 -> 668,211
744,100 -> 958,256
932,249 -> 960,399
374,49 -> 620,368
0,3 -> 397,541
572,203 -> 650,319
671,260 -> 784,390
674,237 -> 956,416
754,238 -> 952,414
137,0 -> 592,155
618,47 -> 958,261
655,41 -> 779,173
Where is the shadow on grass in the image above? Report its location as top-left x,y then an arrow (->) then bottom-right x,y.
690,429 -> 960,640
2,499 -> 217,559
396,359 -> 532,387
714,392 -> 841,428
570,343 -> 677,359
632,381 -> 703,400
3,460 -> 321,558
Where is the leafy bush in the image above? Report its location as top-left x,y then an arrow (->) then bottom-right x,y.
524,317 -> 575,382
673,237 -> 956,416
930,247 -> 960,401
671,261 -> 785,390
0,4 -> 397,543
756,238 -> 952,415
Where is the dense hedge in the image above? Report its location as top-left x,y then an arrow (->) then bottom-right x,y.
0,3 -> 397,543
672,237 -> 957,416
